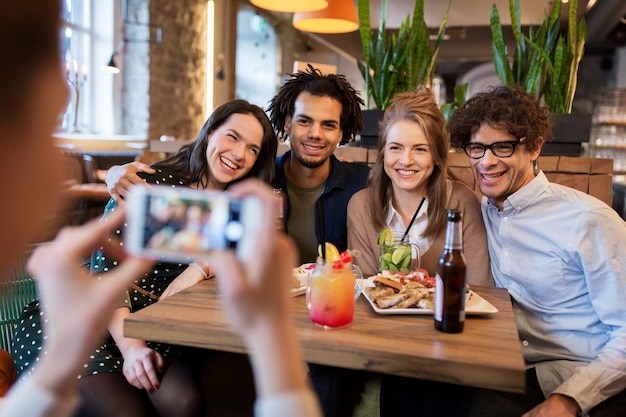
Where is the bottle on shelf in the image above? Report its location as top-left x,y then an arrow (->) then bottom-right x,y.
434,209 -> 467,333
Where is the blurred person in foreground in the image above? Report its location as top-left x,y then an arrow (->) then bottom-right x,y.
0,1 -> 152,415
0,2 -> 322,417
449,85 -> 626,417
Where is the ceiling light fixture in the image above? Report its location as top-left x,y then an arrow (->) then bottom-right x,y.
250,0 -> 328,13
292,0 -> 358,34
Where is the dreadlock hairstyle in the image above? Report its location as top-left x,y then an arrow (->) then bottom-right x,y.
153,99 -> 277,187
267,64 -> 364,145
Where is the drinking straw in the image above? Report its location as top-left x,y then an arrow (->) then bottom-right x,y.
317,200 -> 326,260
401,197 -> 426,242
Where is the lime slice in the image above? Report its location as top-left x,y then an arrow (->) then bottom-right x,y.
391,245 -> 411,265
377,228 -> 394,245
317,242 -> 341,262
399,253 -> 411,270
379,258 -> 387,271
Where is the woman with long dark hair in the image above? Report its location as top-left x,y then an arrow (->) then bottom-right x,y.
13,99 -> 278,417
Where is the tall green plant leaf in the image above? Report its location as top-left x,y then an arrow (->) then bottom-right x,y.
357,0 -> 451,109
489,0 -> 585,113
490,4 -> 514,86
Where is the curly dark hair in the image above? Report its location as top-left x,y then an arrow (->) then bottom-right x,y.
448,85 -> 551,153
266,64 -> 364,144
154,99 -> 277,186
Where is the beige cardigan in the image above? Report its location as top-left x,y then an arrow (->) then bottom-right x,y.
347,180 -> 493,286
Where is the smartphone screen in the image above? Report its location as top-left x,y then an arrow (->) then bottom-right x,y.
126,187 -> 238,262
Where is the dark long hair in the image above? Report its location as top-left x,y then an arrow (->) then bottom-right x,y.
267,64 -> 364,144
153,99 -> 277,186
368,86 -> 449,239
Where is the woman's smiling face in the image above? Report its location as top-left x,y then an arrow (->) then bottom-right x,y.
205,112 -> 263,189
383,119 -> 434,197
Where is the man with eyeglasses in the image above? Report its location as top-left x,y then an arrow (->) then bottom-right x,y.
449,85 -> 626,417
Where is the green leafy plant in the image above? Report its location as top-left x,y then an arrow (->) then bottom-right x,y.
539,0 -> 586,113
357,0 -> 451,110
441,83 -> 468,122
490,0 -> 586,113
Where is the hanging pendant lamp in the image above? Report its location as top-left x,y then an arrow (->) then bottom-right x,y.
250,0 -> 328,13
292,0 -> 358,34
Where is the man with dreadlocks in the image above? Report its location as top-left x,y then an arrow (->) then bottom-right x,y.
266,64 -> 369,263
105,65 -> 372,417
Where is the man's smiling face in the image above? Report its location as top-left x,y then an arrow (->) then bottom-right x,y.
284,92 -> 343,169
469,122 -> 541,209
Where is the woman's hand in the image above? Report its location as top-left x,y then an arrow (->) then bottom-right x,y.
27,208 -> 154,398
208,180 -> 310,400
121,344 -> 165,392
210,179 -> 295,331
105,161 -> 155,203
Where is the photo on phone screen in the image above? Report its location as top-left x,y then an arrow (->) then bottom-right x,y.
126,186 -> 259,263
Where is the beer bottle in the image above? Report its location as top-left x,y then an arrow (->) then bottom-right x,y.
434,210 -> 467,333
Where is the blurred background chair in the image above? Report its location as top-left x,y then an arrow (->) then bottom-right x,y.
0,245 -> 38,353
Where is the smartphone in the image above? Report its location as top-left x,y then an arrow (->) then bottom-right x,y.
125,185 -> 261,263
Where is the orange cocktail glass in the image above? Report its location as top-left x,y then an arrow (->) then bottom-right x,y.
306,259 -> 357,329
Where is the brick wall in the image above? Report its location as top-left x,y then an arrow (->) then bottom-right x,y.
124,0 -> 208,141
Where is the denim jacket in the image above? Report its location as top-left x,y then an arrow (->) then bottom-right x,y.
273,151 -> 370,252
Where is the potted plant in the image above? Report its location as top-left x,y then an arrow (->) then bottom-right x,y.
490,0 -> 588,155
356,0 -> 450,147
356,0 -> 450,110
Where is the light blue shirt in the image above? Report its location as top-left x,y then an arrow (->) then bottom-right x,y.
482,171 -> 626,414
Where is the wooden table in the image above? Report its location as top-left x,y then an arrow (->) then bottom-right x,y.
125,280 -> 526,393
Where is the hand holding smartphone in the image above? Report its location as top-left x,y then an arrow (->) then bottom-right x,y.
125,185 -> 261,263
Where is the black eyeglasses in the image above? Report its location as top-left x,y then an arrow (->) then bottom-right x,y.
462,138 -> 527,159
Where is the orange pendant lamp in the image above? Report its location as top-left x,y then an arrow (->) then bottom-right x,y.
250,0 -> 328,13
292,0 -> 359,34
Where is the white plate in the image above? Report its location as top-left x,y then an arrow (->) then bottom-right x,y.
362,277 -> 498,315
291,263 -> 315,297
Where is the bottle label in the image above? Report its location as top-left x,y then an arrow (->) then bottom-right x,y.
434,273 -> 443,321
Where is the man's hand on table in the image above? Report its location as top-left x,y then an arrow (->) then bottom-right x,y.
105,161 -> 155,203
522,394 -> 582,417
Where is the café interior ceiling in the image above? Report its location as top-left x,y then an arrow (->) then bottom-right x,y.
267,0 -> 626,62
376,0 -> 572,28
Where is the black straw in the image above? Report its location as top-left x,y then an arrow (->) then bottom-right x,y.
317,200 -> 326,260
402,197 -> 426,242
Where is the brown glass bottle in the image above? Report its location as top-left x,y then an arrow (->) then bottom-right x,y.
434,210 -> 467,333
